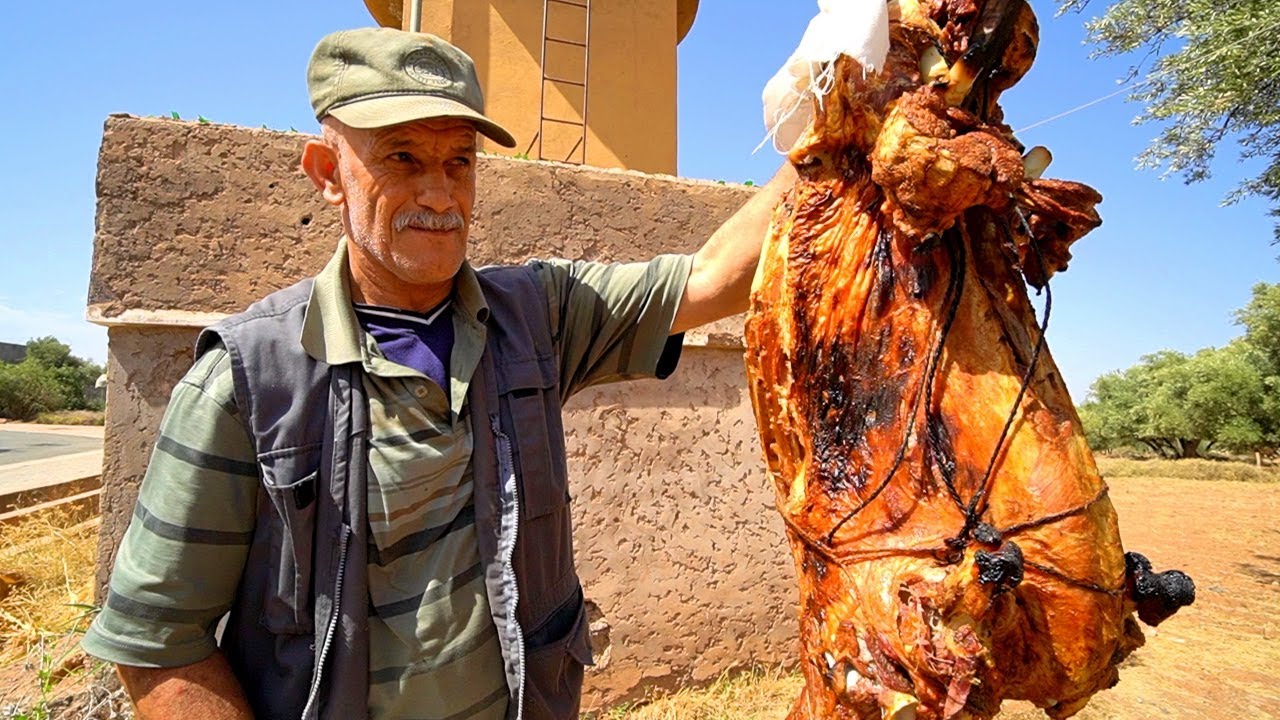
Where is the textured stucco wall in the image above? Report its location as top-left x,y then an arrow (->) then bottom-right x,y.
90,116 -> 797,709
96,326 -> 200,591
564,350 -> 797,704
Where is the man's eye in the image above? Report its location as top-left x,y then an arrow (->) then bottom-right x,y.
391,152 -> 416,163
449,157 -> 472,167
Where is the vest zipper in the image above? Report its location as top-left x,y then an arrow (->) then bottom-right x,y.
491,416 -> 527,720
301,523 -> 351,720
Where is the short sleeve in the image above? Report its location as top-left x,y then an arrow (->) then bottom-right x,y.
530,254 -> 694,399
81,344 -> 259,668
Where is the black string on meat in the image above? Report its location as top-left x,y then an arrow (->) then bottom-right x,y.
1024,559 -> 1122,597
818,212 -> 1127,596
998,485 -> 1109,538
824,227 -> 969,545
791,209 -> 1143,600
783,485 -> 1112,569
925,233 -> 972,516
958,209 -> 1052,542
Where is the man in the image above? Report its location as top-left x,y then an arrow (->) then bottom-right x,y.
83,27 -> 794,720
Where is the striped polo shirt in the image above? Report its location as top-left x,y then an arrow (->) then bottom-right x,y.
83,240 -> 693,719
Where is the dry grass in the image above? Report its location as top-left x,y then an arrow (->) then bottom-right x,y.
0,508 -> 99,660
0,507 -> 105,719
1095,456 -> 1280,483
0,662 -> 131,720
591,667 -> 802,720
30,411 -> 104,427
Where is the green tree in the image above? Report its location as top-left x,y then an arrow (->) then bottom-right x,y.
1233,282 -> 1280,451
1078,346 -> 1276,458
0,362 -> 65,421
1130,350 -> 1205,458
1081,283 -> 1280,457
1235,282 -> 1280,374
1078,364 -> 1152,452
0,337 -> 104,416
1181,343 -> 1275,454
1079,351 -> 1193,457
1059,0 -> 1280,238
23,336 -> 103,410
24,336 -> 76,368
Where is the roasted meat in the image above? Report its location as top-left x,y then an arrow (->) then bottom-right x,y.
743,1 -> 1194,718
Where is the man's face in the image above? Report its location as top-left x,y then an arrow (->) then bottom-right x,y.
329,118 -> 478,289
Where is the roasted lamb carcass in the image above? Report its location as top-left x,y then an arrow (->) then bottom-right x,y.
743,1 -> 1194,718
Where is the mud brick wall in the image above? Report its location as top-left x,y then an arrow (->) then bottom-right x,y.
89,115 -> 797,709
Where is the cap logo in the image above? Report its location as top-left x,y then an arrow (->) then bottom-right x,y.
403,48 -> 454,89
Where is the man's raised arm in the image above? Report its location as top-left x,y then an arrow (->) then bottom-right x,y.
671,162 -> 798,335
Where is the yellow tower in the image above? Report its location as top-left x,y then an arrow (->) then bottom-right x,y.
364,0 -> 698,174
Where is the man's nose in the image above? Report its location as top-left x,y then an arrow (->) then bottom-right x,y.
414,167 -> 455,213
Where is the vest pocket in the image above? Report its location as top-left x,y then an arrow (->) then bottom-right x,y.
498,354 -> 578,628
497,355 -> 568,520
258,445 -> 322,634
523,588 -> 593,719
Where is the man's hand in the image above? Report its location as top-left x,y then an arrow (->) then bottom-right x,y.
117,651 -> 254,720
671,162 -> 798,335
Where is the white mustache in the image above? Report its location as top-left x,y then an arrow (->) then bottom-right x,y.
393,209 -> 465,232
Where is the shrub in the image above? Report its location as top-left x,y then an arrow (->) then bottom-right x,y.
2,337 -> 104,414
1095,456 -> 1279,483
0,362 -> 66,421
33,410 -> 105,426
46,364 -> 104,411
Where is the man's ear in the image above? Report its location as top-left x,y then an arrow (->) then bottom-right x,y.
301,140 -> 345,207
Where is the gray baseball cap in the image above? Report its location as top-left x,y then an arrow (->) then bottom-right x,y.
307,27 -> 517,147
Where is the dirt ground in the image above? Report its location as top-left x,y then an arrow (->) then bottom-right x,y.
3,476 -> 1277,719
614,474 -> 1280,720
614,474 -> 1274,712
998,476 -> 1280,719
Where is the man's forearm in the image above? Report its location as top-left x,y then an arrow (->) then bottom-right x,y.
672,161 -> 798,334
117,651 -> 254,720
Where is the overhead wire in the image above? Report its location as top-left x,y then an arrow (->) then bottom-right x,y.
1015,16 -> 1280,134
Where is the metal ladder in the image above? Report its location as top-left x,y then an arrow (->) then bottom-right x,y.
531,0 -> 591,164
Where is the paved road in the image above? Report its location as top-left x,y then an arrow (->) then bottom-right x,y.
0,429 -> 103,465
0,425 -> 105,500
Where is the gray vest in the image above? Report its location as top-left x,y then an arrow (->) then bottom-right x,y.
197,266 -> 593,720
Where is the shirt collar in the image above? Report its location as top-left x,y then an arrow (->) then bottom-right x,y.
453,258 -> 491,328
300,239 -> 490,365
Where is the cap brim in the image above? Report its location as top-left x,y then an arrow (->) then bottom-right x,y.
327,94 -> 518,148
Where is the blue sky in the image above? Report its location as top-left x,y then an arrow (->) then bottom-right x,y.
1,1 -> 1276,400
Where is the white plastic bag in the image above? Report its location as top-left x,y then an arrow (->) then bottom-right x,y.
761,0 -> 890,153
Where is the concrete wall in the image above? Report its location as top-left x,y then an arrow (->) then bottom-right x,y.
0,342 -> 26,365
89,115 -> 796,709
